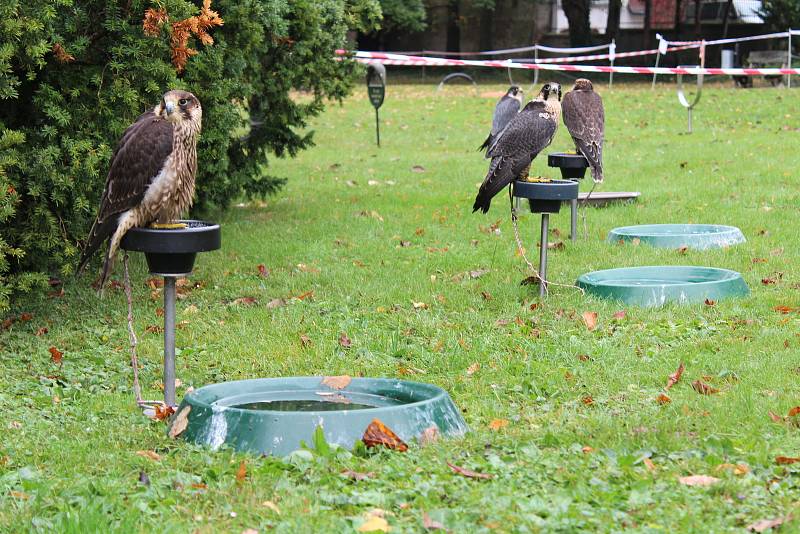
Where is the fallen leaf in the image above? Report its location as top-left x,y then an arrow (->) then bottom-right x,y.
136,450 -> 161,461
469,269 -> 489,279
262,500 -> 281,514
190,482 -> 207,490
547,241 -> 565,250
266,298 -> 286,309
704,298 -> 716,306
656,393 -> 672,405
19,312 -> 32,321
299,334 -> 312,348
322,375 -> 351,390
154,404 -> 175,421
631,237 -> 641,246
412,165 -> 426,173
35,327 -> 48,336
788,406 -> 800,417
232,296 -> 258,306
582,395 -> 595,406
168,406 -> 191,438
341,469 -> 375,481
716,463 -> 749,475
236,460 -> 247,483
488,419 -> 509,431
581,311 -> 598,331
752,257 -> 768,263
582,446 -> 594,454
145,324 -> 163,334
362,419 -> 408,452
747,516 -> 793,532
578,354 -> 590,362
48,346 -> 63,365
692,380 -> 719,395
678,245 -> 689,255
643,458 -> 656,471
612,310 -> 626,320
678,475 -> 719,487
415,228 -> 425,236
257,264 -> 270,278
399,240 -> 411,247
358,514 -> 390,533
665,362 -> 685,390
242,529 -> 259,534
339,333 -> 352,348
775,456 -> 800,465
412,301 -> 429,310
422,512 -> 447,531
466,362 -> 480,376
8,421 -> 21,429
480,291 -> 492,301
295,290 -> 314,301
418,426 -> 439,447
769,411 -> 784,423
8,490 -> 30,500
774,305 -> 797,314
446,462 -> 492,479
296,263 -> 320,274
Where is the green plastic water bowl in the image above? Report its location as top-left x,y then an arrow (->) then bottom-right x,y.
607,224 -> 745,250
169,377 -> 468,456
577,266 -> 750,307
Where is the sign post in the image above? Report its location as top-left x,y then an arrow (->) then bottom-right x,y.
366,62 -> 386,147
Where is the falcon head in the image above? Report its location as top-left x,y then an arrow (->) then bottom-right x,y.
573,78 -> 594,91
156,90 -> 202,126
506,85 -> 523,103
538,82 -> 562,102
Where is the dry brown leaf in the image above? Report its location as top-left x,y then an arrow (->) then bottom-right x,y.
232,296 -> 258,306
9,490 -> 30,500
362,419 -> 408,452
168,406 -> 191,438
480,291 -> 492,301
466,362 -> 480,376
136,450 -> 161,461
257,264 -> 270,278
299,334 -> 312,348
775,456 -> 800,465
488,419 -> 509,431
678,245 -> 689,255
341,469 -> 375,481
469,269 -> 489,279
582,446 -> 594,454
692,380 -> 719,395
154,404 -> 175,421
446,461 -> 492,479
704,298 -> 716,306
322,375 -> 351,390
788,406 -> 800,417
52,43 -> 75,63
422,512 -> 447,531
716,463 -> 749,475
236,460 -> 247,483
48,346 -> 63,364
412,301 -> 429,310
747,516 -> 793,532
678,474 -> 719,487
774,305 -> 797,314
339,333 -> 352,348
665,362 -> 685,390
581,311 -> 598,331
656,393 -> 672,405
262,500 -> 281,514
643,458 -> 656,471
769,411 -> 784,423
612,310 -> 627,320
412,165 -> 426,173
266,298 -> 286,309
418,426 -> 440,447
358,514 -> 390,533
582,395 -> 595,406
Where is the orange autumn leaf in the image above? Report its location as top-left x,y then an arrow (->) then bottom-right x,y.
582,395 -> 595,406
787,406 -> 800,417
692,380 -> 719,395
321,375 -> 351,390
142,8 -> 169,36
143,1 -> 223,72
678,474 -> 719,487
446,461 -> 493,479
581,311 -> 598,331
775,456 -> 800,465
488,419 -> 509,431
154,404 -> 176,421
52,43 -> 75,63
362,419 -> 408,452
665,362 -> 685,390
643,458 -> 656,471
656,393 -> 672,405
236,460 -> 247,482
48,346 -> 63,364
769,411 -> 784,423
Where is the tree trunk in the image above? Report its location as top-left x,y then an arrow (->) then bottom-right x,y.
721,0 -> 733,38
605,0 -> 622,42
561,0 -> 592,47
643,0 -> 652,49
446,0 -> 461,56
674,0 -> 683,33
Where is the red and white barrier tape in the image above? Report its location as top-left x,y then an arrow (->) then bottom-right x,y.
341,50 -> 800,76
533,43 -> 701,64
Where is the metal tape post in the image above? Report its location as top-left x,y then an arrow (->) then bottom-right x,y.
676,42 -> 705,133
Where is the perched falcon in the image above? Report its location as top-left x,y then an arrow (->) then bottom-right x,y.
473,83 -> 561,214
478,85 -> 523,155
78,90 -> 203,287
561,78 -> 604,183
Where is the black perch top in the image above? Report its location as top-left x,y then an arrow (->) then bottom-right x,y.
513,179 -> 579,214
548,152 -> 589,180
121,220 -> 221,276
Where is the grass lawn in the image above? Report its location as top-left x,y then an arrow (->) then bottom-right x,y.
2,80 -> 800,533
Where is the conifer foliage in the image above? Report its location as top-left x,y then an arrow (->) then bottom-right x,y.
0,0 -> 380,309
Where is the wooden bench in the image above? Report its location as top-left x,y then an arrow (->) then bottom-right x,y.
734,50 -> 789,87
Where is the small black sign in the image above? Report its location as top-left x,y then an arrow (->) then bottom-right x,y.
366,63 -> 386,109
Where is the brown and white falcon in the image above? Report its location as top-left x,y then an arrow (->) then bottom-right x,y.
473,82 -> 561,214
78,90 -> 202,287
561,78 -> 604,183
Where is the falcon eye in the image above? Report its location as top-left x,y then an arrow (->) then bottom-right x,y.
179,98 -> 188,106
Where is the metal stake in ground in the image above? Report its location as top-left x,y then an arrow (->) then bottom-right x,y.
163,276 -> 177,407
538,213 -> 549,297
366,62 -> 386,147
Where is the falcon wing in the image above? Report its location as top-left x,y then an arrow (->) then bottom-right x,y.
478,95 -> 520,154
473,102 -> 557,213
78,112 -> 173,272
562,90 -> 604,183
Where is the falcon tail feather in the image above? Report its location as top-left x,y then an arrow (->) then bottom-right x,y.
77,218 -> 117,276
477,133 -> 493,153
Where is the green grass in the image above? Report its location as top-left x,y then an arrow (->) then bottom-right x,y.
2,81 -> 800,533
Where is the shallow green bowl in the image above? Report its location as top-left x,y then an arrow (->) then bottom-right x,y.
169,377 -> 468,456
607,224 -> 745,250
577,266 -> 750,307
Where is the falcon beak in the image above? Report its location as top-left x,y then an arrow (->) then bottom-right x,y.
165,100 -> 176,116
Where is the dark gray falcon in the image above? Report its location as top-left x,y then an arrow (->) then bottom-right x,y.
473,83 -> 562,214
561,78 -> 604,183
478,85 -> 523,154
78,89 -> 203,287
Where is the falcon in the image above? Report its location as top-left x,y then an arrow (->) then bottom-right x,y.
561,78 -> 604,183
472,83 -> 561,214
478,85 -> 523,155
77,90 -> 203,287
